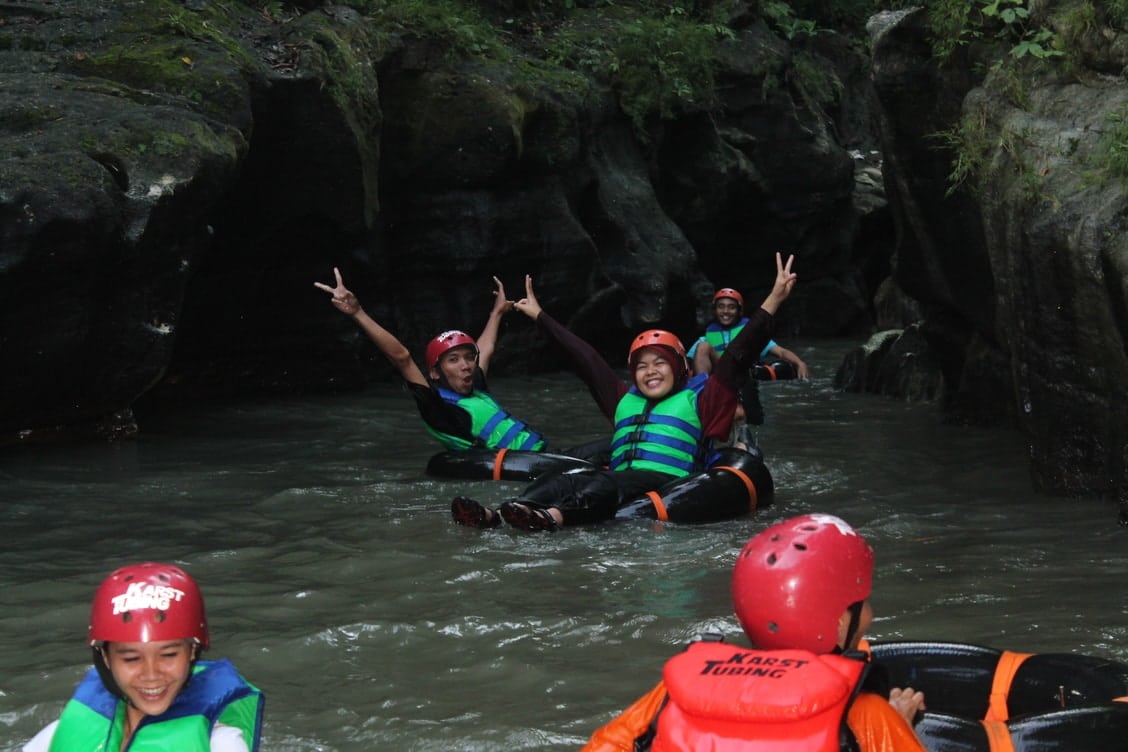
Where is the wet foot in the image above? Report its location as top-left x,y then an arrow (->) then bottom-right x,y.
451,496 -> 501,529
498,501 -> 560,532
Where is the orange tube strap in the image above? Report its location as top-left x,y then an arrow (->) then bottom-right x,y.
712,465 -> 759,512
646,491 -> 669,521
762,364 -> 778,380
491,448 -> 509,481
980,720 -> 1016,752
986,651 -> 1032,722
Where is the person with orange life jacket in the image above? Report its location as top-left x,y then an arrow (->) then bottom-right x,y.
449,253 -> 797,531
23,562 -> 263,752
582,513 -> 927,752
314,268 -> 605,457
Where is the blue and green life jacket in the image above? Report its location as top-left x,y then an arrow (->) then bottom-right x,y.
610,374 -> 709,477
49,659 -> 263,752
429,387 -> 546,451
704,318 -> 775,360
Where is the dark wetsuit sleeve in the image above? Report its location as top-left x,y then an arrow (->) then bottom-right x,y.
406,375 -> 480,445
697,307 -> 775,441
536,312 -> 628,423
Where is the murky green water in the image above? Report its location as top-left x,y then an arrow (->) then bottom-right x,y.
2,340 -> 1124,751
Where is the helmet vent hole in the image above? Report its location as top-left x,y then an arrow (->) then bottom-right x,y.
793,543 -> 808,551
121,612 -> 132,624
766,621 -> 779,634
153,611 -> 167,623
766,553 -> 778,565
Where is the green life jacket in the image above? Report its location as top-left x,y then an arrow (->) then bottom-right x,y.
610,375 -> 708,477
49,659 -> 263,752
703,317 -> 749,355
704,318 -> 775,360
429,387 -> 546,451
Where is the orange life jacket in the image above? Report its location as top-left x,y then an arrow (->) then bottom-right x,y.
652,641 -> 867,752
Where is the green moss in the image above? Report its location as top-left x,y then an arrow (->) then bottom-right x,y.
365,0 -> 511,63
305,23 -> 380,121
69,43 -> 214,102
111,0 -> 258,73
792,51 -> 843,109
1090,103 -> 1128,186
1,104 -> 66,132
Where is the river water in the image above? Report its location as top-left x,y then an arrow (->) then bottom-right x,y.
1,339 -> 1125,751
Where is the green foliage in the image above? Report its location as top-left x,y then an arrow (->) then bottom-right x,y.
533,5 -> 734,136
762,1 -> 818,40
926,0 -> 1064,62
929,107 -> 1004,197
1107,0 -> 1128,27
786,0 -> 916,36
367,0 -> 510,61
609,15 -> 730,131
1093,103 -> 1128,184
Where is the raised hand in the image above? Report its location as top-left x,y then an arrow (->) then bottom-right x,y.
513,274 -> 543,320
761,253 -> 797,316
313,267 -> 361,315
490,275 -> 514,316
774,252 -> 797,298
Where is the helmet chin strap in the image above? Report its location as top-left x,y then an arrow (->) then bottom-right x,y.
93,645 -> 127,701
833,601 -> 865,655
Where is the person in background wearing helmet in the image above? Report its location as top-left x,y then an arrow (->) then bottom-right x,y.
691,287 -> 810,379
689,286 -> 810,447
581,514 -> 927,752
314,267 -> 553,454
450,253 -> 796,531
23,562 -> 263,752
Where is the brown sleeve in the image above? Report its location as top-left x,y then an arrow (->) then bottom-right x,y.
581,681 -> 668,752
536,312 -> 629,422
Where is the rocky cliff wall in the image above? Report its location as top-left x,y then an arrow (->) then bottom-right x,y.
0,1 -> 887,442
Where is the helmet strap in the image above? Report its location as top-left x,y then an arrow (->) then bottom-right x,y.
92,645 -> 127,701
834,601 -> 865,655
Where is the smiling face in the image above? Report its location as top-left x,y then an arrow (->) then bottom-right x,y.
103,639 -> 196,728
632,346 -> 679,400
430,344 -> 478,395
714,297 -> 741,327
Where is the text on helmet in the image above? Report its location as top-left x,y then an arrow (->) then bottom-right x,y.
111,582 -> 186,614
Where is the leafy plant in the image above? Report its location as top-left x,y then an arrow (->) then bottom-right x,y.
366,0 -> 510,62
609,14 -> 731,132
762,1 -> 818,40
1093,103 -> 1128,184
926,0 -> 1063,63
929,109 -> 995,196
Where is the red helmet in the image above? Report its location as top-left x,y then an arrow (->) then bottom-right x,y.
88,562 -> 209,650
712,287 -> 744,308
732,514 -> 873,654
425,330 -> 478,370
627,329 -> 687,368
